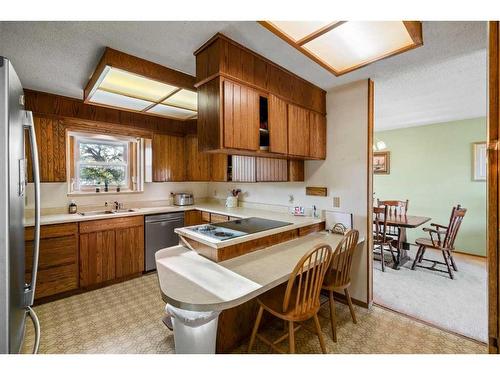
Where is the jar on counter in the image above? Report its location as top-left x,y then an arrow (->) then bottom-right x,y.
68,200 -> 77,214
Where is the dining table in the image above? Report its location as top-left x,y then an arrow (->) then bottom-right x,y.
374,214 -> 431,269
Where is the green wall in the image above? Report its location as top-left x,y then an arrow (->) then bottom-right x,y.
374,117 -> 487,256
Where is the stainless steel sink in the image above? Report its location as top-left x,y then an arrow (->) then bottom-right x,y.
77,209 -> 136,216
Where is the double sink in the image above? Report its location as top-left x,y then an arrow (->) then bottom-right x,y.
78,209 -> 137,216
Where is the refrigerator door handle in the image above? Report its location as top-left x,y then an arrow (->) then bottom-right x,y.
22,110 -> 40,307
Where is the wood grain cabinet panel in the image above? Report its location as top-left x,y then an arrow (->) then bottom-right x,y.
210,154 -> 228,182
185,135 -> 211,181
287,104 -> 310,157
309,111 -> 326,159
223,80 -> 260,151
115,225 -> 144,278
152,133 -> 186,182
210,213 -> 230,223
26,115 -> 66,182
25,223 -> 78,299
268,95 -> 288,154
79,229 -> 116,287
185,210 -> 203,226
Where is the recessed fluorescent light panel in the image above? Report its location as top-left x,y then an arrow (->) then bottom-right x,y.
260,21 -> 423,76
86,66 -> 197,120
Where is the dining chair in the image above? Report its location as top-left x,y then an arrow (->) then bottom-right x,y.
248,243 -> 334,354
411,205 -> 467,279
373,205 -> 396,272
321,229 -> 359,342
377,199 -> 409,238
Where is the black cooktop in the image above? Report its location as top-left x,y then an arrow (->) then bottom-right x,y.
213,217 -> 292,234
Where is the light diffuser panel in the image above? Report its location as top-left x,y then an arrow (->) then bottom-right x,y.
99,67 -> 179,102
89,89 -> 153,111
147,104 -> 197,120
162,89 -> 197,111
268,21 -> 333,42
302,21 -> 414,72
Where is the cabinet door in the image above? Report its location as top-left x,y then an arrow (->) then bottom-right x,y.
288,160 -> 305,182
232,156 -> 256,182
211,154 -> 228,182
309,111 -> 326,159
223,80 -> 259,151
185,210 -> 203,226
79,230 -> 116,287
185,135 -> 211,181
115,225 -> 144,278
152,134 -> 186,182
287,104 -> 310,157
256,157 -> 288,182
26,116 -> 66,182
210,213 -> 230,223
268,95 -> 288,154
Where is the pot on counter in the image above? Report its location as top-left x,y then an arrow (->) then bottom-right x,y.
171,192 -> 194,206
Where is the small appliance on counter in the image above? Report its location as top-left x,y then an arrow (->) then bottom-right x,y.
171,192 -> 194,206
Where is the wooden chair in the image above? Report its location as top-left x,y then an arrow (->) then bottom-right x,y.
377,199 -> 409,238
411,205 -> 467,279
373,205 -> 396,272
321,229 -> 359,342
248,244 -> 334,354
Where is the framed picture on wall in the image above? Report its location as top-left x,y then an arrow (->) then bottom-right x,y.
374,151 -> 390,174
473,142 -> 487,181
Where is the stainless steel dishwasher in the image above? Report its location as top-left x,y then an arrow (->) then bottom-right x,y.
145,212 -> 184,271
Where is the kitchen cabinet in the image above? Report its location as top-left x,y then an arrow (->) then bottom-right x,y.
201,211 -> 211,223
25,223 -> 78,299
309,111 -> 327,159
211,154 -> 229,182
79,216 -> 144,288
287,104 -> 310,158
185,135 -> 211,181
288,160 -> 305,182
223,80 -> 260,151
25,115 -> 66,182
268,95 -> 288,154
210,213 -> 230,223
152,133 -> 186,182
185,210 -> 203,226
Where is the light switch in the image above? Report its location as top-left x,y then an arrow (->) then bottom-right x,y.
332,196 -> 341,208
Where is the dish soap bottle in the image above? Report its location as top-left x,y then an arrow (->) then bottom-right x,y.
68,200 -> 77,214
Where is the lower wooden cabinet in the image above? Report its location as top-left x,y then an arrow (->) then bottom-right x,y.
185,210 -> 203,226
79,216 -> 144,288
210,213 -> 230,223
25,223 -> 79,299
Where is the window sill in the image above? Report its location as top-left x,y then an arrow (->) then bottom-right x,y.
67,190 -> 144,197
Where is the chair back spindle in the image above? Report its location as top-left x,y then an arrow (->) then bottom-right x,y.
373,205 -> 388,243
327,230 -> 360,288
443,205 -> 467,250
282,244 -> 333,318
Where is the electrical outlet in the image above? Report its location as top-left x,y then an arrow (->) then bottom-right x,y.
332,196 -> 341,208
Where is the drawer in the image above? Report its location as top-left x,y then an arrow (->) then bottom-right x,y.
27,264 -> 78,299
79,215 -> 144,234
210,213 -> 230,223
25,222 -> 78,241
201,211 -> 211,223
25,235 -> 78,272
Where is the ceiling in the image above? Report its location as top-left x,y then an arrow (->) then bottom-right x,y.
0,21 -> 487,130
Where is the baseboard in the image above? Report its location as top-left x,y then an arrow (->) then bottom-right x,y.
324,290 -> 370,309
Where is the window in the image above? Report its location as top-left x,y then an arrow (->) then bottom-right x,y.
67,132 -> 145,194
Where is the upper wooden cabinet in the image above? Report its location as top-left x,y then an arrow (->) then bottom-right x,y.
223,80 -> 260,151
195,33 -> 327,160
287,104 -> 310,158
152,133 -> 186,182
268,95 -> 288,155
185,135 -> 211,181
309,111 -> 327,159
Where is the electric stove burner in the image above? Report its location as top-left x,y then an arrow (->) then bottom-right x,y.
214,231 -> 231,237
197,225 -> 216,232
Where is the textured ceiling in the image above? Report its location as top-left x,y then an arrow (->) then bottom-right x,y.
0,21 -> 487,130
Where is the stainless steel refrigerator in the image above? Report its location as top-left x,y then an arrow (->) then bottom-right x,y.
0,56 -> 41,354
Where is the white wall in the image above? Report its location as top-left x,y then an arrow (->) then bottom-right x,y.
26,182 -> 210,210
212,79 -> 371,304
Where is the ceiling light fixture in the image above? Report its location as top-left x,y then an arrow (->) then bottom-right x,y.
259,21 -> 423,76
84,48 -> 198,121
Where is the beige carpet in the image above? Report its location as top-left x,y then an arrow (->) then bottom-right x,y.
22,273 -> 486,354
374,248 -> 487,342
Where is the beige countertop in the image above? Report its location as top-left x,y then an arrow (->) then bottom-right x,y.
26,203 -> 323,235
155,232 -> 358,312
